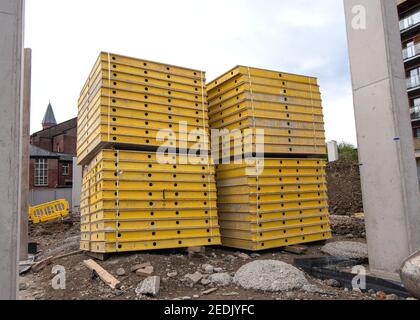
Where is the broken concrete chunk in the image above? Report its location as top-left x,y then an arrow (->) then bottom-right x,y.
324,279 -> 341,288
131,262 -> 152,272
135,276 -> 160,297
202,264 -> 214,274
136,266 -> 154,276
209,273 -> 232,287
236,252 -> 251,260
184,272 -> 203,284
116,268 -> 126,276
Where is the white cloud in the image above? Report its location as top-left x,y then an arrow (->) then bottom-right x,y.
25,0 -> 357,145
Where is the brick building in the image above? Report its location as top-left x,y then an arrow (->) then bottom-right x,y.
30,103 -> 77,190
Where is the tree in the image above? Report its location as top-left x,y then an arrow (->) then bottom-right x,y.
338,142 -> 359,163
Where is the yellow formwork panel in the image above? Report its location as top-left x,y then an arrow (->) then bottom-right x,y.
88,217 -> 219,232
218,138 -> 326,151
207,66 -> 318,92
208,74 -> 321,98
89,226 -> 220,242
217,184 -> 327,195
216,167 -> 325,180
79,92 -> 207,126
217,192 -> 326,204
209,91 -> 322,111
99,93 -> 208,113
217,146 -> 326,159
220,231 -> 332,251
100,180 -> 216,191
95,102 -> 208,122
85,209 -> 218,223
90,200 -> 218,212
98,161 -> 214,174
89,190 -> 217,202
101,79 -> 205,102
220,224 -> 329,242
100,70 -> 203,94
219,216 -> 328,231
217,126 -> 325,140
209,102 -> 323,120
100,87 -> 205,106
209,93 -> 323,116
89,236 -> 221,253
209,110 -> 324,127
211,118 -> 325,135
98,171 -> 215,183
99,52 -> 205,84
218,199 -> 328,214
81,107 -> 208,131
219,209 -> 329,223
92,149 -> 212,164
208,82 -> 321,103
216,175 -> 327,187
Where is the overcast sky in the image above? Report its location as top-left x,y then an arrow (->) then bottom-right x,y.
25,0 -> 357,145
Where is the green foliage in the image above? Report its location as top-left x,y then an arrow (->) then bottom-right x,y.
338,142 -> 359,163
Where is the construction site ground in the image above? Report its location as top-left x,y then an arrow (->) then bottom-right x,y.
20,213 -> 381,301
21,160 -> 403,301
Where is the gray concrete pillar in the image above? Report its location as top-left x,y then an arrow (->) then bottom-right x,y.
72,157 -> 82,213
20,48 -> 31,261
344,0 -> 420,277
0,0 -> 25,299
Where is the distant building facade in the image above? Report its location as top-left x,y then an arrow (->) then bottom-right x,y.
397,0 -> 420,181
30,102 -> 77,190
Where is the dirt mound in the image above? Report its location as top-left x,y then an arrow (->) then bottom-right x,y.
329,215 -> 366,238
326,160 -> 363,216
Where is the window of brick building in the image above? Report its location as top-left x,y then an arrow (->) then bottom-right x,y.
35,159 -> 48,186
62,164 -> 69,176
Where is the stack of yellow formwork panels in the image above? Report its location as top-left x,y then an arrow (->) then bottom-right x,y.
80,150 -> 220,253
207,66 -> 326,159
78,53 -> 220,254
215,158 -> 331,251
77,52 -> 209,166
208,66 -> 331,251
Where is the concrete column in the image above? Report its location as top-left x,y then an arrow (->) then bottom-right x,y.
20,48 -> 31,261
0,0 -> 25,299
327,141 -> 339,162
344,0 -> 420,277
72,157 -> 82,213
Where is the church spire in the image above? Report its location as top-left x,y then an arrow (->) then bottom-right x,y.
42,101 -> 57,129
